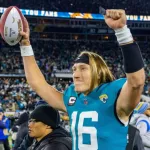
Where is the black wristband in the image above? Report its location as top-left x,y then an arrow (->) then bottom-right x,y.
120,42 -> 144,73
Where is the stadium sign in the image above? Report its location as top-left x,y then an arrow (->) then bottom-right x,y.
1,7 -> 150,21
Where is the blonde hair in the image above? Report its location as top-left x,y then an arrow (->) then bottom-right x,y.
78,51 -> 115,92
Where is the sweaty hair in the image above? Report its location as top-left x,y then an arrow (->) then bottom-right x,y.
77,51 -> 115,93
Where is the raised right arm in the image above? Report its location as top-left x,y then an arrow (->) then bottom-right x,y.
20,17 -> 66,112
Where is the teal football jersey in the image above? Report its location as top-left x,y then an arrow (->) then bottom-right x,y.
63,78 -> 128,150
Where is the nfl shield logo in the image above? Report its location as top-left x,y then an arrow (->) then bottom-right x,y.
84,99 -> 88,105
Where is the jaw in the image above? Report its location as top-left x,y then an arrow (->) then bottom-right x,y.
74,84 -> 84,92
28,130 -> 35,137
29,133 -> 34,137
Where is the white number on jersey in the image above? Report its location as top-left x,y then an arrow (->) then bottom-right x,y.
71,111 -> 98,150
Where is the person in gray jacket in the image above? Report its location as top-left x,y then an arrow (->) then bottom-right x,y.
130,102 -> 150,150
135,102 -> 150,150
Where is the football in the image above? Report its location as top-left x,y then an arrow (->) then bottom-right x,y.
0,6 -> 25,46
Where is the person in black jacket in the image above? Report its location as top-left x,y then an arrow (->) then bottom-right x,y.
12,111 -> 29,150
126,124 -> 144,150
27,105 -> 72,150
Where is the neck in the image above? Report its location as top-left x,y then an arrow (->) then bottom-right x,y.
84,83 -> 99,95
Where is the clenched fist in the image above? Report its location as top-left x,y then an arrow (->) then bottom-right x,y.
105,9 -> 126,30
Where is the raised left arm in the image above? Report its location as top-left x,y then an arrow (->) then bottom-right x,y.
104,9 -> 145,118
117,67 -> 145,117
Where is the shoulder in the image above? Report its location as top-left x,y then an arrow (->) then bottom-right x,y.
40,136 -> 72,150
97,78 -> 126,93
109,78 -> 126,87
64,84 -> 75,94
52,137 -> 71,149
43,140 -> 71,150
101,78 -> 126,88
52,137 -> 72,146
63,84 -> 77,100
136,115 -> 150,123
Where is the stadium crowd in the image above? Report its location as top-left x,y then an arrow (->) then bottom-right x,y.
0,40 -> 150,76
0,40 -> 150,79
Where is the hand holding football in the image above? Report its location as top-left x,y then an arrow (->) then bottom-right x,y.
0,6 -> 25,46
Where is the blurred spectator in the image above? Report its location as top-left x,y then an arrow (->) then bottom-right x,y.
16,134 -> 33,150
0,77 -> 72,112
135,103 -> 150,150
0,142 -> 4,150
60,112 -> 70,132
35,99 -> 47,107
0,108 -> 11,150
13,111 -> 29,150
130,102 -> 150,150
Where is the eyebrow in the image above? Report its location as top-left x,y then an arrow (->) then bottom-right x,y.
72,64 -> 88,69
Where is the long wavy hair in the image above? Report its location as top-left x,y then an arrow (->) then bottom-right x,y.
77,51 -> 115,93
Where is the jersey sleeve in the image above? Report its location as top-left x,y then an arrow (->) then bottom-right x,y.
63,84 -> 76,108
110,78 -> 127,96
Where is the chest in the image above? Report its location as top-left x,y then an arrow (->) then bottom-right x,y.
66,91 -> 117,116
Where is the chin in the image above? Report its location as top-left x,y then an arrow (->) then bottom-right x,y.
74,87 -> 82,92
29,133 -> 34,137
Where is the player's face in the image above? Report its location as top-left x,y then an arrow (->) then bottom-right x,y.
72,63 -> 91,94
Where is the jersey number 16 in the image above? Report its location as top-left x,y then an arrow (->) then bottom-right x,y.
71,111 -> 98,150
